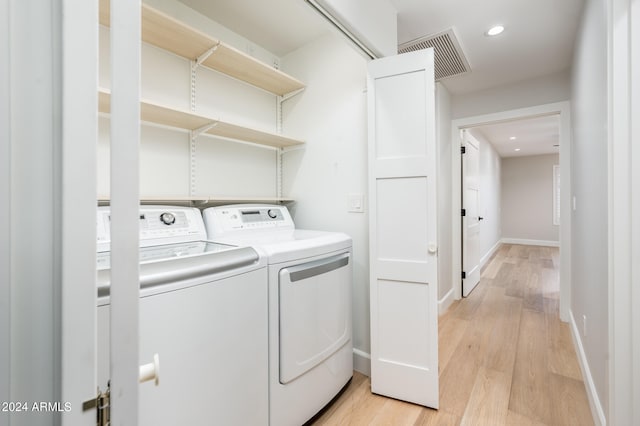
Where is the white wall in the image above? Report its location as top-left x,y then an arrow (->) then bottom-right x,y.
5,1 -> 62,424
570,0 -> 609,421
468,129 -> 502,264
451,70 -> 571,119
501,154 -> 560,245
280,34 -> 370,367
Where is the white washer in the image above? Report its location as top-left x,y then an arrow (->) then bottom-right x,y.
97,206 -> 269,426
204,204 -> 353,426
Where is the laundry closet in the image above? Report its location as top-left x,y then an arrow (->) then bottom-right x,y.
94,0 -> 376,424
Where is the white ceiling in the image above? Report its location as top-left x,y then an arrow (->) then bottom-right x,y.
472,114 -> 560,158
178,0 -> 329,57
178,0 -> 579,157
391,0 -> 584,94
179,0 -> 584,96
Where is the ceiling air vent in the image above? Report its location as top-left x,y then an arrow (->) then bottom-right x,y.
398,29 -> 470,81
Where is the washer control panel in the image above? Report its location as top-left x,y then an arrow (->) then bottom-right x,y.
204,204 -> 294,237
97,206 -> 207,252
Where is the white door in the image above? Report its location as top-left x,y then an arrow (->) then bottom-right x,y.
62,0 -> 142,424
367,49 -> 439,408
462,130 -> 481,296
108,0 -> 143,423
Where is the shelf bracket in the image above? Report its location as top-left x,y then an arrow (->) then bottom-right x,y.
281,145 -> 306,154
280,88 -> 305,102
196,42 -> 221,67
192,121 -> 219,139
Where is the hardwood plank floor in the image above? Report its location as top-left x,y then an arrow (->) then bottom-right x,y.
309,244 -> 593,426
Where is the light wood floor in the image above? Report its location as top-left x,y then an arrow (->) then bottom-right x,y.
309,244 -> 593,426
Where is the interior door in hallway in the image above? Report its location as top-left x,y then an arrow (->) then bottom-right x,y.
367,49 -> 439,408
462,130 -> 481,297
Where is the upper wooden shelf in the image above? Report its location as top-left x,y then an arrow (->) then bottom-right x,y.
99,0 -> 305,96
98,89 -> 304,148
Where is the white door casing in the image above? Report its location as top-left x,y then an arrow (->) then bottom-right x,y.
367,49 -> 439,408
60,0 -> 99,424
109,0 -> 141,423
462,130 -> 481,297
450,102 -> 571,320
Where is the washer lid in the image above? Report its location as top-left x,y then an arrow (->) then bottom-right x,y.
97,245 -> 261,298
96,240 -> 236,271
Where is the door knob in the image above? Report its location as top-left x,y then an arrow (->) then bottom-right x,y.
428,243 -> 438,254
478,216 -> 484,221
139,353 -> 160,386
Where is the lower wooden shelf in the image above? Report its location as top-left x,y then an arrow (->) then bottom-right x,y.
98,89 -> 304,148
97,195 -> 294,206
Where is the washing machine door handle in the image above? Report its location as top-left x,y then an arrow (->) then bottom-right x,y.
285,253 -> 350,283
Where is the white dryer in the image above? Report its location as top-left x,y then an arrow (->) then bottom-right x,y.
96,205 -> 269,426
204,204 -> 353,426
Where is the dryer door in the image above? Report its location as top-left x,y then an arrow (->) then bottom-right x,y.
278,251 -> 352,384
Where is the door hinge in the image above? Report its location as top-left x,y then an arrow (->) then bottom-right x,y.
461,209 -> 466,216
461,146 -> 466,154
83,383 -> 110,426
462,271 -> 466,279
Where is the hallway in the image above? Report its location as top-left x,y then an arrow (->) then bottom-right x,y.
310,244 -> 593,425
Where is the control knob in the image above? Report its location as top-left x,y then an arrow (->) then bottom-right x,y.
160,212 -> 176,225
267,209 -> 278,219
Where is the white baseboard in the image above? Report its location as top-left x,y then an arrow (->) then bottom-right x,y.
353,348 -> 371,377
501,237 -> 559,247
569,311 -> 606,426
438,287 -> 456,315
480,240 -> 502,268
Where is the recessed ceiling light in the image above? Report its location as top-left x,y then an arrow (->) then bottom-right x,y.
509,136 -> 517,140
514,148 -> 521,152
486,25 -> 505,36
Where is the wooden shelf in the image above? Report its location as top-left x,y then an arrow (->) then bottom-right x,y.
98,90 -> 304,148
98,195 -> 294,206
99,0 -> 305,96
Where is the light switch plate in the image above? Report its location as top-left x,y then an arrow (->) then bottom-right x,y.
348,193 -> 364,213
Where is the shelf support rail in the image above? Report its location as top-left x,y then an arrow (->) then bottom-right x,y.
274,88 -> 304,200
276,96 -> 284,199
189,130 -> 197,196
274,88 -> 304,199
188,122 -> 218,196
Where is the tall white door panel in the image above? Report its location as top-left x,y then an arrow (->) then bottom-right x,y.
367,49 -> 438,408
462,130 -> 481,297
109,0 -> 142,423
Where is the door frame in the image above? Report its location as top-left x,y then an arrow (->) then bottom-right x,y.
0,0 -> 9,418
461,129 -> 481,297
451,101 -> 571,321
607,0 -> 639,423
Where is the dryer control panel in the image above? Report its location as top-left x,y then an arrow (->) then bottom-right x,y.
97,206 -> 207,252
204,204 -> 294,238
